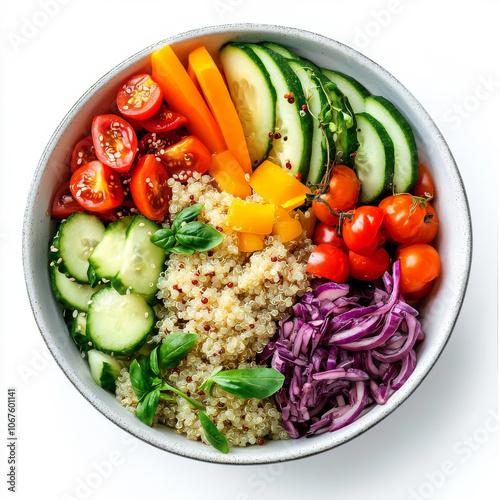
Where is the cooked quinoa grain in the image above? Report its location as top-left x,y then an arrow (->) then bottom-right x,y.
116,174 -> 315,447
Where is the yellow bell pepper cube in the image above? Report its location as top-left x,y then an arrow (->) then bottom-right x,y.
272,209 -> 304,243
209,150 -> 252,199
227,199 -> 274,234
249,160 -> 311,209
238,232 -> 264,252
297,208 -> 317,239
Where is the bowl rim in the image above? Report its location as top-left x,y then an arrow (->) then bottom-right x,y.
23,22 -> 473,465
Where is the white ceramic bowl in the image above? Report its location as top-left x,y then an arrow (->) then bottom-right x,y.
23,24 -> 472,464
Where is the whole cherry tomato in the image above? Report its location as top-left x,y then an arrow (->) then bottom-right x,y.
116,74 -> 163,121
348,248 -> 391,281
379,194 -> 439,244
395,243 -> 441,294
342,206 -> 385,256
312,165 -> 360,225
306,244 -> 349,283
313,221 -> 348,254
413,163 -> 435,199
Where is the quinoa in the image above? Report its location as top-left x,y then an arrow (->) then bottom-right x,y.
116,173 -> 315,447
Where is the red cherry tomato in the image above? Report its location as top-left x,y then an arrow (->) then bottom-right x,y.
51,181 -> 85,218
306,244 -> 349,283
342,206 -> 385,256
160,136 -> 211,178
70,161 -> 124,212
139,105 -> 188,133
312,165 -> 360,225
413,163 -> 435,199
403,281 -> 434,302
313,221 -> 348,254
116,74 -> 163,121
92,114 -> 137,173
348,248 -> 391,281
130,155 -> 171,220
395,243 -> 441,294
70,136 -> 97,173
379,194 -> 439,244
138,131 -> 183,158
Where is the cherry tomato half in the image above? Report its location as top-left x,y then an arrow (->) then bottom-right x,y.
70,136 -> 97,173
139,105 -> 188,133
312,165 -> 360,225
342,206 -> 385,256
413,163 -> 435,199
51,181 -> 85,218
313,221 -> 349,254
92,114 -> 138,173
70,161 -> 124,212
138,131 -> 183,158
116,74 -> 163,121
130,155 -> 171,220
379,194 -> 439,244
395,243 -> 441,294
306,244 -> 349,283
160,135 -> 211,178
349,248 -> 391,281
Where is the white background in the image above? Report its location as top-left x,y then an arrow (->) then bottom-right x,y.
1,1 -> 498,499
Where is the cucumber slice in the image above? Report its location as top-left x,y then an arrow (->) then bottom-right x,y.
87,287 -> 154,356
88,349 -> 123,392
52,212 -> 105,283
89,216 -> 133,280
322,69 -> 370,114
111,216 -> 164,298
364,96 -> 418,193
50,264 -> 103,312
70,312 -> 91,352
260,41 -> 296,60
354,112 -> 395,204
247,44 -> 313,178
220,43 -> 276,168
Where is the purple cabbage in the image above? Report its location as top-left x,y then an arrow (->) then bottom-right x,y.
270,261 -> 424,438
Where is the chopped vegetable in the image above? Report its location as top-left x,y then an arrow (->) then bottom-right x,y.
209,150 -> 252,199
237,232 -> 264,252
226,199 -> 274,234
272,209 -> 303,243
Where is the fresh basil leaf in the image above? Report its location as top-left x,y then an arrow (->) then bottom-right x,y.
198,411 -> 229,454
159,333 -> 198,369
129,359 -> 155,402
172,204 -> 204,233
149,347 -> 160,376
169,245 -> 195,255
175,221 -> 223,252
159,382 -> 206,411
135,388 -> 160,426
150,229 -> 176,250
198,366 -> 223,396
211,368 -> 285,400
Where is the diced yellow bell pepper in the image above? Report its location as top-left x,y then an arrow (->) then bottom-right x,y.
272,208 -> 304,243
227,199 -> 275,234
238,232 -> 264,252
249,160 -> 311,208
209,150 -> 252,199
297,208 -> 317,239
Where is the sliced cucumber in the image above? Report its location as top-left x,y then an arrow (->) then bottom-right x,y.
52,212 -> 105,283
219,43 -> 276,168
247,44 -> 313,178
70,312 -> 91,352
260,41 -> 296,60
89,216 -> 133,280
322,69 -> 370,114
88,349 -> 123,392
364,96 -> 418,193
50,264 -> 103,312
354,112 -> 395,204
111,216 -> 164,298
87,287 -> 154,356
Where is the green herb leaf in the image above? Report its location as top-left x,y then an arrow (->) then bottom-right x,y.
172,204 -> 204,233
129,359 -> 156,402
159,333 -> 198,369
198,411 -> 229,454
149,347 -> 160,376
169,245 -> 195,255
198,366 -> 223,396
135,388 -> 160,426
175,221 -> 223,252
159,382 -> 205,411
150,229 -> 176,250
210,368 -> 285,400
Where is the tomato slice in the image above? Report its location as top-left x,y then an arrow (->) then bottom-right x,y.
306,244 -> 349,283
130,154 -> 171,220
70,161 -> 124,212
92,114 -> 137,173
116,74 -> 163,121
348,248 -> 391,281
51,181 -> 85,218
70,136 -> 97,173
159,135 -> 211,179
138,131 -> 182,158
342,206 -> 385,256
139,105 -> 188,133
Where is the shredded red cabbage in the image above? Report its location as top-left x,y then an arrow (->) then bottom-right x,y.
262,261 -> 424,438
